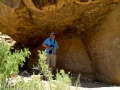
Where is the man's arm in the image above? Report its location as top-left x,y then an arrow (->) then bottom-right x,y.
42,44 -> 52,50
43,44 -> 49,48
55,41 -> 59,54
43,38 -> 50,49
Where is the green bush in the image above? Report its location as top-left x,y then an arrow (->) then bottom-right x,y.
38,50 -> 53,80
0,40 -> 30,89
38,50 -> 80,90
0,40 -> 81,90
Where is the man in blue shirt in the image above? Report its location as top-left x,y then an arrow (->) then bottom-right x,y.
43,32 -> 59,73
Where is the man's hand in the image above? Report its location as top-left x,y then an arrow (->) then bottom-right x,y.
43,44 -> 52,50
48,47 -> 53,50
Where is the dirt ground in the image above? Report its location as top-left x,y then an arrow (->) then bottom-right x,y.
18,69 -> 120,90
71,73 -> 120,90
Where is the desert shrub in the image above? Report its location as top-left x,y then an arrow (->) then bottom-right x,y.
38,50 -> 80,90
0,39 -> 80,90
0,40 -> 30,89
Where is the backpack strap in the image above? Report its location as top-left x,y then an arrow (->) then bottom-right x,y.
50,38 -> 55,44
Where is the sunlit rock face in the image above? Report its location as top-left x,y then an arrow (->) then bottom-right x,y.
57,38 -> 93,74
0,0 -> 120,85
82,4 -> 120,85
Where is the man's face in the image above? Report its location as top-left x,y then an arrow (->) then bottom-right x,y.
51,34 -> 55,39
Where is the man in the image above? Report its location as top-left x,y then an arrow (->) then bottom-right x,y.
43,32 -> 59,73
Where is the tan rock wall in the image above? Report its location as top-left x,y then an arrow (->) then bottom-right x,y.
83,4 -> 120,85
0,0 -> 120,85
57,38 -> 93,74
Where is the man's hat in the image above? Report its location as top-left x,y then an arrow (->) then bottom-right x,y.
51,32 -> 55,35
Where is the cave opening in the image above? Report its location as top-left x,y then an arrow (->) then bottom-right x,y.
32,0 -> 57,9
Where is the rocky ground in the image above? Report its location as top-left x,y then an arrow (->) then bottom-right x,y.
17,69 -> 120,90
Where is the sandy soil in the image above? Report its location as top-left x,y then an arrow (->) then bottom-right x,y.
80,81 -> 120,90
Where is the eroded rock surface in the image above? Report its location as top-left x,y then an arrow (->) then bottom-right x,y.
0,0 -> 120,85
82,4 -> 120,85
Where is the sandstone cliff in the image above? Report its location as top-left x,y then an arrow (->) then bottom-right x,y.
0,0 -> 120,85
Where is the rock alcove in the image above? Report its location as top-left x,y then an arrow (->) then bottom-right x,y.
0,0 -> 120,85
